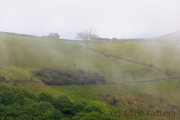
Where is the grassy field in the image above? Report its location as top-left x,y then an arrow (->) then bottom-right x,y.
1,33 -> 180,119
0,34 -> 168,82
88,40 -> 180,76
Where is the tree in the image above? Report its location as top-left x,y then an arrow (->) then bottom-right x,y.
76,28 -> 98,47
38,92 -> 53,103
53,96 -> 74,115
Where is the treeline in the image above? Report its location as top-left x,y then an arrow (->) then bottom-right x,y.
0,84 -> 112,119
34,68 -> 106,86
96,37 -> 145,42
96,37 -> 119,41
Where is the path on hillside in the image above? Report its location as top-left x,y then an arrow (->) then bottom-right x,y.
95,50 -> 180,85
106,76 -> 180,85
97,50 -> 172,77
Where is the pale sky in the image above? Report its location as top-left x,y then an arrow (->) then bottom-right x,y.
0,0 -> 180,39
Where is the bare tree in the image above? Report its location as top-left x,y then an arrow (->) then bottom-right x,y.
76,28 -> 98,47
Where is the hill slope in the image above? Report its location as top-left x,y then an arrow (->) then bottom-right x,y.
151,30 -> 180,41
0,33 -> 167,82
1,33 -> 180,119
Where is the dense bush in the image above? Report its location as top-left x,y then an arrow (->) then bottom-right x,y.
34,68 -> 106,86
0,85 -> 112,119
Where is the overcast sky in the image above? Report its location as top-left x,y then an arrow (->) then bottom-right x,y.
0,0 -> 180,39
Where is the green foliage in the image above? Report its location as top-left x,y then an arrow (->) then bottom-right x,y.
0,86 -> 32,105
81,111 -> 110,120
38,92 -> 53,103
53,96 -> 74,116
72,101 -> 88,115
0,85 -> 36,105
83,101 -> 110,116
0,85 -> 111,119
1,91 -> 16,105
72,111 -> 111,120
72,112 -> 86,120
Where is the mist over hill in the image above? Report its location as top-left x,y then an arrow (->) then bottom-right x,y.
1,31 -> 180,119
150,30 -> 180,41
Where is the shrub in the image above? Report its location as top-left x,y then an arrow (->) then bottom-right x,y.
34,68 -> 106,86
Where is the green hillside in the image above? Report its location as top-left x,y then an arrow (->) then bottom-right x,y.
89,40 -> 180,75
0,34 -> 169,82
1,33 -> 180,119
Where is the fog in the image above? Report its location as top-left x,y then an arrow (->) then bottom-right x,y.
1,0 -> 180,87
1,27 -> 180,120
0,0 -> 180,39
1,1 -> 180,118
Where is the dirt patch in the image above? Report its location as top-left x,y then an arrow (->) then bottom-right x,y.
0,76 -> 9,83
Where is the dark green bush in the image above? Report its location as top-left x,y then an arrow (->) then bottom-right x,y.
34,68 -> 106,86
